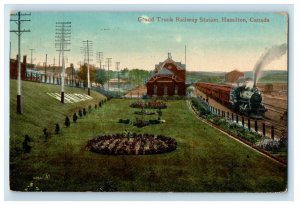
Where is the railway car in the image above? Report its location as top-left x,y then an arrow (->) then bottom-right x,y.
194,82 -> 266,118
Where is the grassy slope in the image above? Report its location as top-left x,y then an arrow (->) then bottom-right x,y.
258,73 -> 288,84
10,80 -> 106,152
10,83 -> 287,192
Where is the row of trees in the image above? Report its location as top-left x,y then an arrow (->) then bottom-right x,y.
75,64 -> 150,88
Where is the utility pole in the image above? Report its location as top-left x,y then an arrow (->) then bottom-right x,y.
55,21 -> 71,103
116,62 -> 120,95
185,45 -> 187,69
82,40 -> 93,95
44,53 -> 47,83
96,52 -> 103,70
52,57 -> 55,84
10,11 -> 31,114
71,63 -> 74,86
96,52 -> 103,88
29,48 -> 34,69
106,58 -> 112,91
10,41 -> 12,60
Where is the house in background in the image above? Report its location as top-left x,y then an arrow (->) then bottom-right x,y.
224,69 -> 244,84
10,55 -> 27,80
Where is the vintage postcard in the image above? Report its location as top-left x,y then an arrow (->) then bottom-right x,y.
9,11 -> 288,192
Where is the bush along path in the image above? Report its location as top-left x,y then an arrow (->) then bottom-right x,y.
187,98 -> 287,166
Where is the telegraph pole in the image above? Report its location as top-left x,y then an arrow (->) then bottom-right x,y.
96,52 -> 103,69
10,12 -> 31,114
10,41 -> 12,60
106,58 -> 112,91
71,63 -> 74,86
55,21 -> 71,103
52,57 -> 56,84
82,40 -> 93,95
44,54 -> 47,83
116,62 -> 120,94
29,48 -> 34,69
185,45 -> 187,68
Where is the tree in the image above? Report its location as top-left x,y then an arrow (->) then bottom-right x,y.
77,63 -> 96,85
95,68 -> 108,87
121,68 -> 129,78
78,109 -> 83,117
23,135 -> 31,153
65,116 -> 70,127
73,113 -> 78,123
128,69 -> 150,86
55,124 -> 60,134
66,63 -> 76,84
43,128 -> 49,141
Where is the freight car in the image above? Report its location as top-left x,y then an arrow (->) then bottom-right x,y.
194,82 -> 267,118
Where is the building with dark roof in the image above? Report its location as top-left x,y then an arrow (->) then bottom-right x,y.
146,53 -> 186,96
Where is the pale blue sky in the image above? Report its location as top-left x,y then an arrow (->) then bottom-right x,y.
9,12 -> 288,71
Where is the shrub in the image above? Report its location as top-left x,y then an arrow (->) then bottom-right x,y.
73,113 -> 78,123
55,123 -> 60,134
78,109 -> 83,117
191,97 -> 210,116
279,129 -> 288,149
43,128 -> 49,141
22,134 -> 31,153
130,101 -> 167,109
65,116 -> 70,127
118,119 -> 130,124
257,139 -> 280,151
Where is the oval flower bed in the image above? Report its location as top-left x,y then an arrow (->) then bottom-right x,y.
130,101 -> 167,109
86,133 -> 177,155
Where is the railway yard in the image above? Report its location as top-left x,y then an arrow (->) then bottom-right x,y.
193,83 -> 288,140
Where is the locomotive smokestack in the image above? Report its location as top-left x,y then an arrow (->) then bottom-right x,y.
253,43 -> 287,88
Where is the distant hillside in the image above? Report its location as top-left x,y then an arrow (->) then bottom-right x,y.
244,70 -> 288,83
187,70 -> 287,84
186,71 -> 225,84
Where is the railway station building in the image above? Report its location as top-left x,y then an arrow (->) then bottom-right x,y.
146,53 -> 186,97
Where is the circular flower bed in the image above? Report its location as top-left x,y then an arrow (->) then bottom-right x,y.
130,101 -> 167,109
86,133 -> 177,155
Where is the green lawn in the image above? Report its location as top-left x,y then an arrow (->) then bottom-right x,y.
10,80 -> 287,192
10,80 -> 106,155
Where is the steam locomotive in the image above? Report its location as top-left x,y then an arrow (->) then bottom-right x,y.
194,82 -> 267,118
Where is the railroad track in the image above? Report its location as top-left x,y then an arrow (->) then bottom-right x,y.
264,103 -> 287,114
